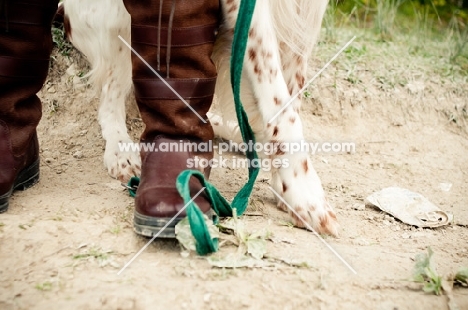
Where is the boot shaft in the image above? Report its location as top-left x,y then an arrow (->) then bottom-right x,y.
0,0 -> 58,155
0,0 -> 58,57
125,0 -> 219,79
123,0 -> 219,142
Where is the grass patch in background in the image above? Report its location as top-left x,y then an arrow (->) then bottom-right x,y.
324,0 -> 468,73
313,0 -> 468,129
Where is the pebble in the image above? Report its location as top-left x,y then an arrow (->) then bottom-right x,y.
73,76 -> 86,89
384,215 -> 395,222
66,64 -> 77,76
352,203 -> 366,211
73,151 -> 83,159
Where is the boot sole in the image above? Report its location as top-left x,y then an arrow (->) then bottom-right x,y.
133,209 -> 215,239
0,159 -> 40,213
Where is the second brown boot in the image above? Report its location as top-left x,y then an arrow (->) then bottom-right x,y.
0,0 -> 58,212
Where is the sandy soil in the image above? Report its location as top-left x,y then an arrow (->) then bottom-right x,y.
0,36 -> 467,310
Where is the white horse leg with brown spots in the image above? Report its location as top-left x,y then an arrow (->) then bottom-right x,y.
220,0 -> 339,235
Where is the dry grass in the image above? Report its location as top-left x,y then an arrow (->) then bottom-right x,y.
306,2 -> 468,132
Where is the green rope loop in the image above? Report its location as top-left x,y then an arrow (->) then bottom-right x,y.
127,176 -> 140,198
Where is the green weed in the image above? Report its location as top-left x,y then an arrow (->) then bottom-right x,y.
52,26 -> 73,57
454,267 -> 468,287
35,281 -> 53,292
109,225 -> 122,235
72,247 -> 117,268
73,247 -> 111,261
413,247 -> 444,295
412,247 -> 468,297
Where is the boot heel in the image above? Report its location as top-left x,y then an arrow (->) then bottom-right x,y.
0,190 -> 12,213
133,209 -> 216,239
0,159 -> 39,213
133,211 -> 179,238
14,159 -> 40,191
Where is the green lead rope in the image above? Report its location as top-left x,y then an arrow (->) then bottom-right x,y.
128,0 -> 259,255
177,0 -> 259,255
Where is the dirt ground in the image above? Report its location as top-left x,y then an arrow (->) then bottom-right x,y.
1,32 -> 468,309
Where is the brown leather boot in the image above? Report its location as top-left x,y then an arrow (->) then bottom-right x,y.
0,0 -> 58,212
123,0 -> 219,237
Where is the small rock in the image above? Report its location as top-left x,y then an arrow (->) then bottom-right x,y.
66,64 -> 77,76
382,220 -> 391,226
401,233 -> 411,239
44,157 -> 54,164
73,76 -> 86,89
352,203 -> 365,211
384,215 -> 395,222
439,182 -> 452,192
73,151 -> 83,159
47,86 -> 56,93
